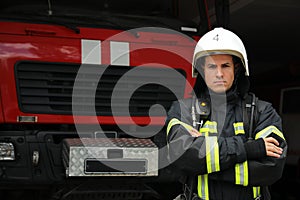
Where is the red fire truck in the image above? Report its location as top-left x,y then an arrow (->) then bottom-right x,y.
0,0 -> 219,199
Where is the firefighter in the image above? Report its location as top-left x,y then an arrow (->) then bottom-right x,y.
166,27 -> 287,200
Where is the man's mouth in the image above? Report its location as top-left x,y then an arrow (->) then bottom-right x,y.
214,81 -> 226,84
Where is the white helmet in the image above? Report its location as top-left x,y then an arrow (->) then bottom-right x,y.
192,27 -> 248,77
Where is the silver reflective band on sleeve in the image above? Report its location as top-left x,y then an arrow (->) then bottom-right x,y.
233,122 -> 245,134
166,118 -> 194,136
110,41 -> 130,66
81,39 -> 101,64
253,126 -> 283,198
205,136 -> 220,173
198,174 -> 209,200
235,161 -> 248,186
255,125 -> 285,140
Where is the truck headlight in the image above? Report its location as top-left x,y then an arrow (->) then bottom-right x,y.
0,142 -> 15,160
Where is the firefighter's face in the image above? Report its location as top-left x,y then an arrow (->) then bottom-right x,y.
203,54 -> 235,93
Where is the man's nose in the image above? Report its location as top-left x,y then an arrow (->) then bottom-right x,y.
216,66 -> 223,77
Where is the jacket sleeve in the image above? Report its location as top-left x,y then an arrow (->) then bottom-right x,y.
247,101 -> 287,186
210,101 -> 287,186
166,100 -> 248,175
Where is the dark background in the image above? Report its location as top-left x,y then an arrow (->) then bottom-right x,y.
228,1 -> 300,199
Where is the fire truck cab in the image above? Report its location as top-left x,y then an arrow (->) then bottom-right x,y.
0,0 -> 214,199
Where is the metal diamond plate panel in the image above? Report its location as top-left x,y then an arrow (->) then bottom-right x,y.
63,138 -> 158,177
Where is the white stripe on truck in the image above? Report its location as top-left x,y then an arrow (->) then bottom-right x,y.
81,39 -> 101,64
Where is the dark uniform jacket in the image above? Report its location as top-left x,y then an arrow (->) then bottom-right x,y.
166,90 -> 287,200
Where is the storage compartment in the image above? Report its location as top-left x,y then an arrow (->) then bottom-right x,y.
62,138 -> 158,176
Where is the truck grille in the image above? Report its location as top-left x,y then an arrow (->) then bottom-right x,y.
15,61 -> 186,116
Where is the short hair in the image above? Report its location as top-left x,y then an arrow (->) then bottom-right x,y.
194,54 -> 243,76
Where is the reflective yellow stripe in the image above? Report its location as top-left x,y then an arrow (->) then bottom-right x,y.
235,161 -> 248,186
233,122 -> 264,197
233,122 -> 245,134
200,121 -> 217,134
166,118 -> 194,136
200,128 -> 209,136
200,121 -> 217,137
198,174 -> 209,200
253,126 -> 282,199
253,186 -> 261,198
197,121 -> 219,200
206,136 -> 220,173
255,125 -> 285,140
233,122 -> 249,186
205,121 -> 218,133
235,164 -> 240,183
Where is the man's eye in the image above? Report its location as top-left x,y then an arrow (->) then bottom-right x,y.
207,65 -> 216,69
222,64 -> 232,68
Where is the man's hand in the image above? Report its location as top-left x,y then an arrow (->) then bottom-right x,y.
188,128 -> 202,137
264,137 -> 283,158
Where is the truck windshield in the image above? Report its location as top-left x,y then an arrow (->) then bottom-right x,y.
0,0 -> 204,34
